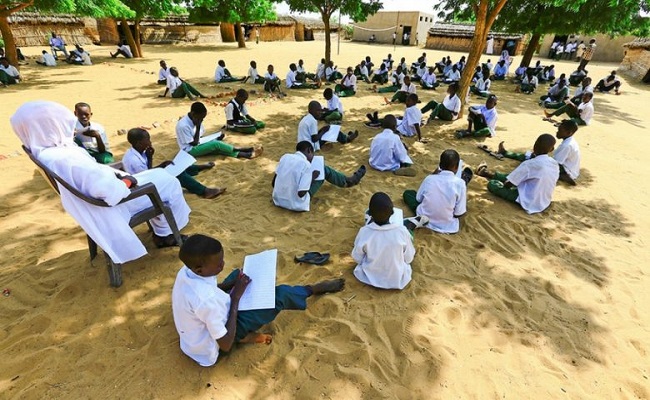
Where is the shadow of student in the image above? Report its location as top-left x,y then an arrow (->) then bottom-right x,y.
593,96 -> 644,129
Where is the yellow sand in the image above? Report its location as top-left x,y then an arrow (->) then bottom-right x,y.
1,41 -> 649,399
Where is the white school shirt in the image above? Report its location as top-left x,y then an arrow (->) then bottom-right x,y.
285,70 -> 298,88
553,136 -> 580,180
574,84 -> 594,98
167,75 -> 183,93
0,64 -> 19,78
315,63 -> 325,79
391,71 -> 405,86
397,105 -> 422,137
522,75 -> 538,86
297,113 -> 320,151
80,51 -> 92,65
224,100 -> 249,121
422,71 -> 437,86
159,67 -> 170,81
506,154 -> 559,214
442,94 -> 462,119
473,105 -> 498,136
171,266 -> 231,367
214,65 -> 226,82
296,64 -> 305,73
369,129 -> 412,171
415,65 -> 427,78
119,44 -> 133,58
399,82 -> 417,94
41,53 -> 56,66
475,77 -> 490,91
122,147 -> 148,174
325,66 -> 337,80
326,94 -> 344,115
555,45 -> 564,54
445,69 -> 461,81
375,66 -> 388,76
248,67 -> 259,81
264,71 -> 278,81
272,151 -> 313,212
341,74 -> 357,91
416,171 -> 467,233
359,65 -> 368,76
74,120 -> 110,152
578,101 -> 594,125
176,114 -> 204,152
351,222 -> 415,290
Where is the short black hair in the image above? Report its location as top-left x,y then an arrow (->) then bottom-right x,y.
74,102 -> 91,110
406,93 -> 418,103
439,149 -> 460,171
179,234 -> 223,270
296,140 -> 314,153
382,114 -> 397,129
323,88 -> 333,97
190,102 -> 207,115
236,88 -> 248,98
559,119 -> 579,134
127,128 -> 149,145
368,192 -> 393,224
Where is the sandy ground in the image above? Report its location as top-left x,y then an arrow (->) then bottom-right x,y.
1,40 -> 649,400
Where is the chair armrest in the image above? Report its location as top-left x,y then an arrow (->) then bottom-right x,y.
119,183 -> 158,203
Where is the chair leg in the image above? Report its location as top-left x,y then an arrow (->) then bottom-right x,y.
88,235 -> 98,260
160,206 -> 184,246
104,252 -> 123,287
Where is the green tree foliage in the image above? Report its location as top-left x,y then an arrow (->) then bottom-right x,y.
189,0 -> 278,48
284,0 -> 383,63
1,0 -> 133,65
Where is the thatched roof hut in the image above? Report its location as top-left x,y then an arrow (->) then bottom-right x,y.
256,19 -> 296,42
6,12 -> 93,47
426,23 -> 526,56
619,38 -> 650,83
279,15 -> 338,41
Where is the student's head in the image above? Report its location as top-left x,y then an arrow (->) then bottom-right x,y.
160,60 -> 167,68
487,59 -> 491,63
582,77 -> 592,86
581,91 -> 593,103
439,149 -> 461,173
485,94 -> 498,109
265,65 -> 274,75
558,73 -> 565,79
368,192 -> 393,225
609,70 -> 617,77
121,39 -> 128,46
380,63 -> 386,70
235,88 -> 249,104
498,60 -> 505,66
346,66 -> 353,74
475,66 -> 481,72
169,67 -> 179,77
405,93 -> 418,107
127,128 -> 151,152
74,102 -> 92,125
558,79 -> 566,88
307,100 -> 322,119
403,75 -> 411,85
51,32 -> 57,38
428,66 -> 435,73
179,234 -> 225,277
327,60 -> 334,67
250,60 -> 257,68
361,60 -> 366,66
448,82 -> 459,95
382,114 -> 397,131
296,140 -> 315,162
365,56 -> 371,62
289,63 -> 297,71
0,58 -> 9,67
452,65 -> 458,71
218,60 -> 225,67
323,87 -> 333,100
321,58 -> 326,64
387,53 -> 392,59
400,57 -> 406,62
549,64 -> 555,70
42,50 -> 47,55
533,134 -> 556,155
556,119 -> 579,140
189,102 -> 208,124
419,62 -> 426,68
396,66 -> 402,74
298,59 -> 304,66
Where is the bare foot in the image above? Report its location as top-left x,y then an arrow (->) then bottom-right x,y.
202,187 -> 226,199
197,162 -> 215,171
497,141 -> 506,155
239,332 -> 273,345
475,162 -> 489,177
383,97 -> 391,105
251,146 -> 264,158
308,278 -> 345,295
543,110 -> 553,118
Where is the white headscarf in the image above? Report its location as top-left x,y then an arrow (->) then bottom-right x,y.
10,100 -> 77,157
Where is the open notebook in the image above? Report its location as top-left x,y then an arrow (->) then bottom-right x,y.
238,249 -> 278,311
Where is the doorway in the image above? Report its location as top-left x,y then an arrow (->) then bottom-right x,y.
402,26 -> 412,45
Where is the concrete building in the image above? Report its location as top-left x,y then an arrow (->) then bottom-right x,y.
538,33 -> 638,63
352,11 -> 435,46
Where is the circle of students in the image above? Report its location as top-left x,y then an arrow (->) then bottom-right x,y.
10,36 -> 622,367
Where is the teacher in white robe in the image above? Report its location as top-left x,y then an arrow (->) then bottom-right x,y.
10,100 -> 191,263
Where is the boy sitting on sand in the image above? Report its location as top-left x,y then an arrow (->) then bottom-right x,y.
321,88 -> 344,123
263,64 -> 282,94
334,67 -> 357,97
497,120 -> 580,186
298,101 -> 358,151
123,128 -> 225,199
171,234 -> 345,367
368,115 -> 415,177
224,89 -> 265,134
475,134 -> 559,214
271,141 -> 366,212
366,94 -> 423,142
421,83 -> 461,123
214,60 -> 244,83
243,60 -> 265,84
456,94 -> 498,138
402,149 -> 468,234
73,102 -> 114,164
386,75 -> 416,104
544,92 -> 594,127
352,192 -> 428,290
160,67 -> 205,100
177,102 -> 261,159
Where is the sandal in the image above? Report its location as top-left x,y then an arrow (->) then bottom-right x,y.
154,234 -> 188,248
294,252 -> 330,265
475,161 -> 488,176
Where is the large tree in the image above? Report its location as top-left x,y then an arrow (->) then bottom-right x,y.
435,0 -> 509,113
189,0 -> 277,48
119,0 -> 184,58
1,1 -> 133,65
491,0 -> 650,68
284,0 -> 383,63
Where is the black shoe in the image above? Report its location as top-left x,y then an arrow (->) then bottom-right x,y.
347,130 -> 359,143
461,167 -> 473,186
346,165 -> 367,187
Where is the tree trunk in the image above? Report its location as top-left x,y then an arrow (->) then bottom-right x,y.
521,33 -> 541,68
120,18 -> 140,58
133,18 -> 143,58
323,15 -> 331,64
235,22 -> 246,48
457,5 -> 489,115
0,14 -> 18,67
